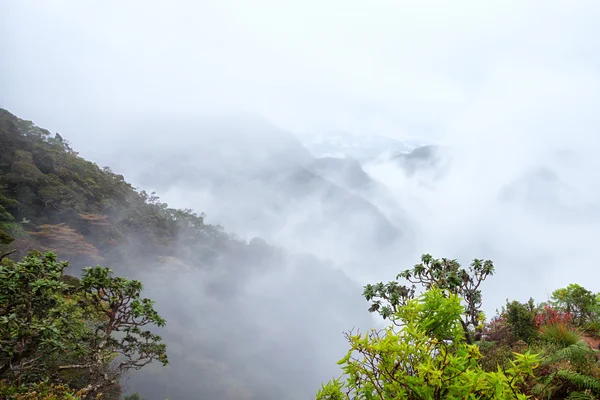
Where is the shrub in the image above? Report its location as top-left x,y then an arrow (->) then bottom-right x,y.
582,320 -> 600,338
504,299 -> 538,343
540,323 -> 581,348
0,381 -> 84,400
533,341 -> 600,399
478,341 -> 513,372
551,284 -> 598,326
535,305 -> 573,329
317,288 -> 540,399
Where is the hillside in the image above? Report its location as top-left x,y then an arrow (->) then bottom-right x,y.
0,108 -> 280,273
0,108 -> 371,400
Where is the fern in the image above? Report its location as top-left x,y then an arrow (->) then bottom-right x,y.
566,391 -> 595,400
549,341 -> 596,364
557,370 -> 600,394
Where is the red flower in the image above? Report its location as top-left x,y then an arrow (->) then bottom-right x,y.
534,305 -> 573,328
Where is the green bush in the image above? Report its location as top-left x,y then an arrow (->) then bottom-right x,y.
582,320 -> 600,338
478,341 -> 513,372
540,323 -> 581,348
0,381 -> 84,400
504,299 -> 538,343
317,288 -> 540,399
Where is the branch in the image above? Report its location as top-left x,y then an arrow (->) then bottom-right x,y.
0,250 -> 16,262
58,363 -> 94,370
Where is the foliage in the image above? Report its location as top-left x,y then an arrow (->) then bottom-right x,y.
122,394 -> 143,400
556,370 -> 600,394
364,254 -> 494,343
317,288 -> 539,400
71,264 -> 169,395
539,323 -> 581,348
483,315 -> 513,344
551,284 -> 598,326
535,305 -> 573,329
583,320 -> 600,338
502,299 -> 537,343
0,251 -> 77,381
0,251 -> 168,398
0,380 -> 85,399
482,285 -> 600,400
349,259 -> 600,400
477,341 -> 514,373
547,341 -> 597,366
534,343 -> 600,400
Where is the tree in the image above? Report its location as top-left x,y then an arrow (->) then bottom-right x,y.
364,254 -> 494,344
0,201 -> 16,246
0,251 -> 168,398
316,288 -> 539,400
0,251 -> 77,380
62,265 -> 169,396
502,299 -> 537,343
551,284 -> 598,326
122,394 -> 143,400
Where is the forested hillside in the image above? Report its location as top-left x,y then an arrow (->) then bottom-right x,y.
0,108 -> 283,274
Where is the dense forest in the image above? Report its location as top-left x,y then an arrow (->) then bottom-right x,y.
3,109 -> 600,399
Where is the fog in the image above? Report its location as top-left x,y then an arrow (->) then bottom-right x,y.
3,0 -> 600,398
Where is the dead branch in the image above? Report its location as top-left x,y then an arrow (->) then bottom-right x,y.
0,249 -> 16,262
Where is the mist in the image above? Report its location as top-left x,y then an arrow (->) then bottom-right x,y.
3,0 -> 600,398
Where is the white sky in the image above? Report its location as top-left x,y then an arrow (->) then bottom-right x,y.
3,0 -> 599,140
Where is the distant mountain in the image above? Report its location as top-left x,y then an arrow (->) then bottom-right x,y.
308,157 -> 374,193
391,145 -> 452,179
89,115 -> 405,264
299,131 -> 426,161
497,166 -> 595,221
499,167 -> 562,207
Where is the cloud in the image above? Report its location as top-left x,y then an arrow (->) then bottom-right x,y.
4,0 -> 600,142
364,57 -> 600,310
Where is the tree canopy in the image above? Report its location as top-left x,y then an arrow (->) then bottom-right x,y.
0,251 -> 168,399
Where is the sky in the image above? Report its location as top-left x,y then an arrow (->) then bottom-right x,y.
3,0 -> 599,142
4,1 -> 600,398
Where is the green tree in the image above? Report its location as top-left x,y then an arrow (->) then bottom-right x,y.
0,251 -> 77,380
503,299 -> 537,343
317,288 -> 539,400
364,254 -> 494,344
66,265 -> 169,396
0,251 -> 168,398
122,394 -> 143,400
551,284 -> 598,326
